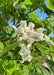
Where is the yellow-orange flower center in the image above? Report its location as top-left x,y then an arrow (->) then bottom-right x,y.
25,53 -> 28,58
38,34 -> 42,37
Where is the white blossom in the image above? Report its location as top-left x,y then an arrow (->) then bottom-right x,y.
29,22 -> 34,30
21,20 -> 27,29
44,35 -> 50,42
12,20 -> 54,63
19,44 -> 32,63
36,28 -> 46,33
32,32 -> 45,41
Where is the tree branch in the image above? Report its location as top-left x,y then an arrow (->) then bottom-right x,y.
0,38 -> 10,42
4,0 -> 9,7
12,0 -> 16,25
1,0 -> 9,8
17,6 -> 39,22
26,6 -> 39,15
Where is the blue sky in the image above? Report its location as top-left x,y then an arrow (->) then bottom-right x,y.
34,8 -> 48,19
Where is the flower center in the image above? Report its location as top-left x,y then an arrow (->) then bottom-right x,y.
28,42 -> 31,44
20,27 -> 22,29
25,53 -> 28,58
38,34 -> 42,37
19,33 -> 23,37
30,26 -> 32,30
22,25 -> 25,29
27,32 -> 30,36
34,29 -> 38,31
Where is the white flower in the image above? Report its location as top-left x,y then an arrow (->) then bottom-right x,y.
19,44 -> 32,63
17,26 -> 25,33
11,20 -> 54,63
44,35 -> 50,42
13,25 -> 17,30
26,38 -> 35,48
44,35 -> 54,45
47,55 -> 51,60
20,54 -> 32,63
33,32 -> 44,41
43,62 -> 48,68
19,44 -> 26,50
24,27 -> 30,33
12,20 -> 54,46
37,28 -> 45,32
18,32 -> 29,41
27,44 -> 31,48
37,33 -> 45,41
26,54 -> 32,62
19,44 -> 31,54
29,30 -> 35,38
21,20 -> 27,29
29,22 -> 34,28
29,22 -> 34,30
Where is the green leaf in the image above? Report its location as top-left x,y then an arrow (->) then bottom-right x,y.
29,12 -> 39,20
0,41 -> 24,57
36,67 -> 42,74
41,68 -> 50,75
29,63 -> 34,70
12,64 -> 29,75
24,0 -> 32,5
35,43 -> 51,52
47,59 -> 54,67
19,3 -> 25,9
23,65 -> 29,75
51,20 -> 54,25
0,42 -> 4,50
3,60 -> 17,75
47,0 -> 54,10
0,59 -> 5,74
12,70 -> 28,75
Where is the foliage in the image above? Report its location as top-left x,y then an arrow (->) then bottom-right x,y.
47,0 -> 54,10
0,0 -> 54,75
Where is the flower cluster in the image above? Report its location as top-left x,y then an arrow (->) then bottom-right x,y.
12,20 -> 54,63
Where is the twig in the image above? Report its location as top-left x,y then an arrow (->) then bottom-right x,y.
26,6 -> 39,15
1,0 -> 9,8
16,5 -> 39,23
0,38 -> 9,42
12,0 -> 16,25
